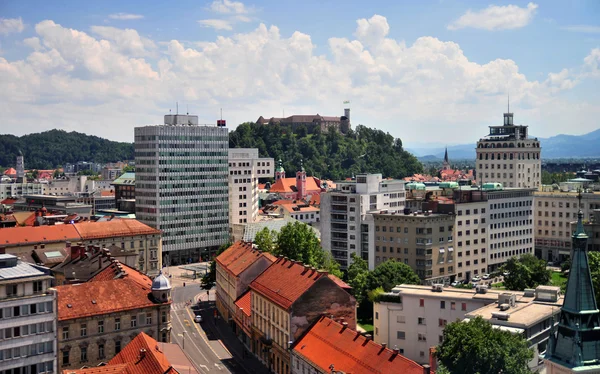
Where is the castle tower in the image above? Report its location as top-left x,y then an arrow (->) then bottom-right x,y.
275,159 -> 286,180
544,192 -> 600,372
442,147 -> 451,171
296,160 -> 306,199
16,150 -> 25,183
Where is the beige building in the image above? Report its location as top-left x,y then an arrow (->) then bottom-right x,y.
476,111 -> 541,188
534,190 -> 600,262
373,211 -> 455,284
54,263 -> 172,371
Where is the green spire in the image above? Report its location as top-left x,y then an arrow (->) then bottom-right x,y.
276,159 -> 285,173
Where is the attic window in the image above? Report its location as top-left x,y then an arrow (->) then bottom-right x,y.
91,300 -> 97,304
67,304 -> 72,308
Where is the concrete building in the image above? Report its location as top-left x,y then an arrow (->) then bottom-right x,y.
578,208 -> 600,252
321,174 -> 406,269
534,189 -> 600,262
466,286 -> 562,370
46,176 -> 112,197
249,257 -> 356,374
256,108 -> 351,134
101,167 -> 123,181
373,211 -> 455,284
111,172 -> 135,213
54,263 -> 172,371
0,254 -> 56,374
228,148 -> 274,234
0,182 -> 45,199
476,111 -> 541,188
291,315 -> 431,374
275,203 -> 320,225
135,114 -> 229,265
14,194 -> 93,217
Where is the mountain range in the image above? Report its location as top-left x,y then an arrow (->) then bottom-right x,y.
406,129 -> 600,160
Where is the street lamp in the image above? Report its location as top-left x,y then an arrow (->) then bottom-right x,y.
178,331 -> 186,350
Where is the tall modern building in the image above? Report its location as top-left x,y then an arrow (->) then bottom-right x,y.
476,111 -> 541,188
135,114 -> 229,265
321,174 -> 406,269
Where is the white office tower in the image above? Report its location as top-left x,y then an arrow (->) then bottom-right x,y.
476,111 -> 541,188
228,149 -> 274,238
321,174 -> 406,270
0,254 -> 56,374
135,114 -> 229,265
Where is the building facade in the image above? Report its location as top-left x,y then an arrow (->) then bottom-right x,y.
0,255 -> 56,374
373,211 -> 455,284
0,183 -> 44,200
135,114 -> 229,265
228,148 -> 274,231
111,172 -> 135,213
476,111 -> 541,188
256,108 -> 351,134
321,174 -> 406,269
55,264 -> 172,372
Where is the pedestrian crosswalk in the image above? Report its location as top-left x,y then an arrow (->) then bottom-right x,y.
171,302 -> 191,311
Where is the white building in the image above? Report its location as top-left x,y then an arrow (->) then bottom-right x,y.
228,148 -> 273,234
135,114 -> 229,265
45,176 -> 113,196
0,254 -> 56,374
0,182 -> 44,199
321,174 -> 406,269
476,111 -> 541,188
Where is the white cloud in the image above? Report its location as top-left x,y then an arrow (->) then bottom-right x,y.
209,0 -> 247,14
108,13 -> 144,20
0,15 -> 597,144
198,19 -> 233,31
561,25 -> 600,33
448,2 -> 538,31
0,17 -> 24,35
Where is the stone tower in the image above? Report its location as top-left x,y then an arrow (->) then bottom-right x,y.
16,150 -> 25,183
296,160 -> 306,199
275,159 -> 286,180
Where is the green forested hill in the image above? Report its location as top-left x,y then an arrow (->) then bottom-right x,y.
0,130 -> 134,169
229,123 -> 423,180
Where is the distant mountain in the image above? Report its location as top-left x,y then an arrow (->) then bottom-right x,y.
407,129 -> 600,160
0,130 -> 134,170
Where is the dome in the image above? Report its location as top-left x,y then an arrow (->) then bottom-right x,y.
151,271 -> 171,291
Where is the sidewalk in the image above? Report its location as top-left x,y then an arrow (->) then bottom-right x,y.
199,296 -> 268,374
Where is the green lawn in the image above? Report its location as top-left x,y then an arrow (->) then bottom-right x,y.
491,282 -> 505,289
359,323 -> 374,334
551,271 -> 568,288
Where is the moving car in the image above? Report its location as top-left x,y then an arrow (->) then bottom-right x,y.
194,314 -> 203,323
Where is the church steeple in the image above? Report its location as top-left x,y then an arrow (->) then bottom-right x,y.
544,190 -> 600,371
275,159 -> 285,180
442,147 -> 450,171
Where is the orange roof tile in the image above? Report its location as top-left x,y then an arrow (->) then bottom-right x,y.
3,168 -> 16,176
101,191 -> 115,197
62,364 -> 129,374
74,219 -> 160,240
56,264 -> 159,321
327,274 -> 351,290
235,291 -> 252,317
271,200 -> 296,205
0,198 -> 17,205
250,257 -> 328,310
216,241 -> 274,277
309,194 -> 321,206
107,333 -> 175,374
293,316 -> 427,374
280,204 -> 320,214
0,224 -> 81,246
269,177 -> 321,194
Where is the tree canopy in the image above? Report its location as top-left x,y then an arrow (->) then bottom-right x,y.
588,251 -> 600,304
503,254 -> 551,291
437,316 -> 533,374
229,123 -> 422,180
366,259 -> 421,292
347,253 -> 370,304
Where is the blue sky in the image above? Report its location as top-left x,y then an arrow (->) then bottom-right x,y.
0,0 -> 598,145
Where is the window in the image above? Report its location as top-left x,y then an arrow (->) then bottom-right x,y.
62,350 -> 70,366
397,331 -> 406,340
418,333 -> 427,341
440,300 -> 445,309
131,316 -> 137,328
33,281 -> 43,293
146,312 -> 152,325
462,303 -> 467,311
115,340 -> 121,354
80,324 -> 87,337
451,302 -> 456,310
98,321 -> 104,333
115,318 -> 121,331
62,327 -> 69,340
375,312 -> 379,320
80,347 -> 87,362
419,298 -> 424,307
396,315 -> 405,323
98,344 -> 105,359
418,317 -> 426,325
162,311 -> 167,323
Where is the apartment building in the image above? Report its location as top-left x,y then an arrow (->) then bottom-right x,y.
0,255 -> 56,374
135,114 -> 229,265
111,172 -> 135,213
534,190 -> 600,262
373,284 -> 505,365
321,174 -> 406,269
373,211 -> 455,284
476,111 -> 541,188
249,257 -> 356,374
291,315 -> 431,374
578,208 -> 600,252
0,182 -> 44,199
55,263 -> 172,371
228,148 -> 274,233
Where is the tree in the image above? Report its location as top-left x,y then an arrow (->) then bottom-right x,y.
122,165 -> 135,172
31,169 -> 39,179
366,260 -> 421,292
321,250 -> 343,279
202,242 -> 231,289
503,254 -> 550,291
347,253 -> 369,304
437,316 -> 533,374
254,227 -> 277,253
275,221 -> 322,267
588,252 -> 600,305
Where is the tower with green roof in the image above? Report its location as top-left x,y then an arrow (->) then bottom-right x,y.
544,191 -> 600,373
275,159 -> 285,181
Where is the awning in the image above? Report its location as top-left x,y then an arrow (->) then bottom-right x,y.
448,247 -> 454,252
439,248 -> 445,253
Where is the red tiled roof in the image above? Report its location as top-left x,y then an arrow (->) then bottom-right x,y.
327,274 -> 351,290
309,194 -> 321,206
0,198 -> 17,205
269,177 -> 321,194
216,241 -> 274,277
74,220 -> 160,240
235,291 -> 252,317
56,264 -> 159,321
62,364 -> 129,374
0,224 -> 81,246
258,183 -> 267,190
250,257 -> 328,310
107,333 -> 175,374
3,168 -> 16,176
271,200 -> 296,205
293,316 -> 427,374
101,191 -> 115,197
279,204 -> 319,214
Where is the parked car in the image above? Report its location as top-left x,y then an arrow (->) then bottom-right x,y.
482,274 -> 490,280
194,314 -> 203,323
471,276 -> 481,282
451,281 -> 460,287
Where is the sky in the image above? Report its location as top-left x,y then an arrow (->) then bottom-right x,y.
0,0 -> 599,146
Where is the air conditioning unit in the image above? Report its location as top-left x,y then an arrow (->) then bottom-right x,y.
475,285 -> 488,294
431,284 -> 443,292
491,312 -> 510,321
499,303 -> 510,311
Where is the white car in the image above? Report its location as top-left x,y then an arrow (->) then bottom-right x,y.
482,274 -> 490,280
451,281 -> 460,287
471,276 -> 481,282
194,315 -> 203,323
503,271 -> 510,276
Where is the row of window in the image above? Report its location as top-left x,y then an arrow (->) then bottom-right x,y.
0,342 -> 53,362
62,312 -> 164,340
0,301 -> 53,319
0,321 -> 53,340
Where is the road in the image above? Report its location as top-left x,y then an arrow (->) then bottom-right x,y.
171,285 -> 251,374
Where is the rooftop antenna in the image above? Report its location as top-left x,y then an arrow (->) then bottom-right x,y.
220,108 -> 223,120
508,92 -> 510,113
186,105 -> 189,115
176,102 -> 179,115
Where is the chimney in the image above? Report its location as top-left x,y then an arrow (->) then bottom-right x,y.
70,245 -> 80,260
381,343 -> 387,349
40,244 -> 45,249
422,364 -> 431,374
341,322 -> 348,331
364,334 -> 372,341
393,348 -> 399,356
302,265 -> 309,275
139,348 -> 146,360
